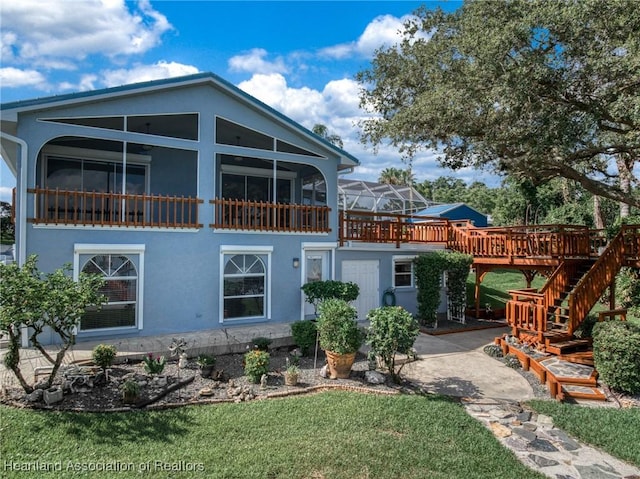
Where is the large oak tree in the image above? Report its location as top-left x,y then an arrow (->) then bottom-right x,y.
357,0 -> 640,208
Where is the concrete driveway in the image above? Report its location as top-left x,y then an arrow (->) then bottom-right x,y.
402,327 -> 535,401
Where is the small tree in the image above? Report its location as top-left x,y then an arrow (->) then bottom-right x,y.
0,255 -> 106,393
367,306 -> 419,383
301,280 -> 359,316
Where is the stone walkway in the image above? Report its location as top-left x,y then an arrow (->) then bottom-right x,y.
463,398 -> 640,479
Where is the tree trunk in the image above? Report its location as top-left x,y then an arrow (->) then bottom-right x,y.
617,155 -> 632,218
593,196 -> 605,229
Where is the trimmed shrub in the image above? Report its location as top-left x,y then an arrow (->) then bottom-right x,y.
573,314 -> 598,339
244,349 -> 270,383
593,320 -> 640,394
367,306 -> 419,382
291,320 -> 317,356
316,299 -> 364,354
92,344 -> 117,370
301,280 -> 360,316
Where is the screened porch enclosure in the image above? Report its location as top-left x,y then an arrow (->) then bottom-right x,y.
211,154 -> 330,232
31,138 -> 201,228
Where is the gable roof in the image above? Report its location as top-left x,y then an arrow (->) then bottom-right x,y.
0,72 -> 359,167
415,202 -> 487,218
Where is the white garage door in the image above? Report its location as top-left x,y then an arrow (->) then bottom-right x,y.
341,260 -> 379,320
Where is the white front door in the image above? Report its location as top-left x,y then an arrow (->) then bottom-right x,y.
303,251 -> 330,318
341,260 -> 379,320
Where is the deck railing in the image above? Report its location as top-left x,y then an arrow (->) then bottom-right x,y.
28,188 -> 203,228
210,198 -> 330,233
505,289 -> 546,343
339,211 -> 449,247
568,230 -> 627,335
448,223 -> 599,259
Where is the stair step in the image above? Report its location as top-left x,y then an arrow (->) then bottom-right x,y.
543,331 -> 573,344
561,384 -> 606,401
558,351 -> 594,366
546,338 -> 591,355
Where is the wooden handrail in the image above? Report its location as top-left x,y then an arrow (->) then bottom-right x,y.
210,198 -> 331,233
568,230 -> 626,335
28,188 -> 203,228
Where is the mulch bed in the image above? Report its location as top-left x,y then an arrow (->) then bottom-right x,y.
1,348 -> 403,413
421,317 -> 508,335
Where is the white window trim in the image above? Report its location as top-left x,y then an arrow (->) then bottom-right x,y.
392,255 -> 417,289
220,245 -> 273,323
74,244 -> 145,331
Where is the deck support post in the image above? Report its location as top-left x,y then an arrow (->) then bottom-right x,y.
609,279 -> 616,310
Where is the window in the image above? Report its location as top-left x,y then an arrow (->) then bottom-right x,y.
393,258 -> 414,288
81,254 -> 138,330
223,254 -> 266,320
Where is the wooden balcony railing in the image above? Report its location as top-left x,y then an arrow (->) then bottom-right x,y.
28,188 -> 203,228
210,198 -> 330,233
339,210 -> 449,247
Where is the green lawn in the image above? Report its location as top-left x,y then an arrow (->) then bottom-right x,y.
0,392 -> 545,479
467,269 -> 546,309
527,399 -> 640,467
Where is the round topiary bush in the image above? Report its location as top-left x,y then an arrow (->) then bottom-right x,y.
593,320 -> 640,394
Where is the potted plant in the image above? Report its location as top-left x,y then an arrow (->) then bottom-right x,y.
121,379 -> 140,404
196,353 -> 216,378
316,298 -> 364,379
284,364 -> 300,386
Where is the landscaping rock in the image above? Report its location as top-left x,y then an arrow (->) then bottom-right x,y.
25,389 -> 43,402
364,370 -> 386,384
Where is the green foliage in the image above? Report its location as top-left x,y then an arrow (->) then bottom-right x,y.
414,251 -> 472,325
290,320 -> 317,356
316,298 -> 364,354
244,349 -> 270,383
0,255 -> 106,392
503,354 -> 522,369
366,306 -> 419,382
91,344 -> 117,370
251,337 -> 272,351
593,321 -> 640,394
573,314 -> 598,339
120,379 -> 140,399
142,353 -> 166,375
196,354 -> 216,367
357,0 -> 640,208
483,344 -> 504,358
301,280 -> 360,316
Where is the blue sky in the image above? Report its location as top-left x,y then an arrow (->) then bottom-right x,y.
1,0 -> 491,203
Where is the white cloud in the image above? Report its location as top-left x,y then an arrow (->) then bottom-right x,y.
0,67 -> 48,89
100,61 -> 199,87
0,0 -> 172,66
0,186 -> 14,203
320,14 -> 413,60
228,48 -> 289,75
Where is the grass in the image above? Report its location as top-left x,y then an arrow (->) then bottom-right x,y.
0,391 -> 546,479
467,269 -> 546,309
527,399 -> 640,467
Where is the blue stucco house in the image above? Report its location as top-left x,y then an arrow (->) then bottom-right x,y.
413,203 -> 488,227
1,72 -> 446,345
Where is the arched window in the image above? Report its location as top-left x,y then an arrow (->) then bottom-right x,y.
81,254 -> 138,330
223,254 -> 265,320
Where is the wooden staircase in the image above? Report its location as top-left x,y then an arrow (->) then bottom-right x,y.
500,225 -> 640,401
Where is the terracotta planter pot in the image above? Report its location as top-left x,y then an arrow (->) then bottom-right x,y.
284,373 -> 298,386
325,350 -> 357,379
